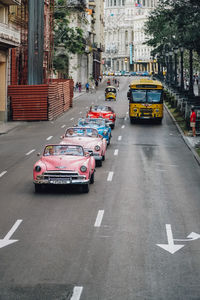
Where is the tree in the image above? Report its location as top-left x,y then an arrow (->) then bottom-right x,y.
53,0 -> 85,77
144,0 -> 200,56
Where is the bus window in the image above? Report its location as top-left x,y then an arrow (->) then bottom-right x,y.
147,90 -> 162,103
132,90 -> 146,103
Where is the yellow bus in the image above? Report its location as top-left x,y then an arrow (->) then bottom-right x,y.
127,79 -> 164,124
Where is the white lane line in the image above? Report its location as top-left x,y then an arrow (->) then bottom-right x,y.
86,106 -> 88,109
70,118 -> 74,121
71,286 -> 83,300
107,171 -> 114,182
114,149 -> 119,156
126,111 -> 128,115
0,171 -> 7,178
94,210 -> 104,227
26,149 -> 35,156
124,117 -> 127,121
121,125 -> 125,129
46,136 -> 53,141
61,124 -> 66,128
118,136 -> 122,141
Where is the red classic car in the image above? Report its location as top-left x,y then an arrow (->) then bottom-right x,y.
86,105 -> 116,129
60,127 -> 107,167
33,144 -> 95,193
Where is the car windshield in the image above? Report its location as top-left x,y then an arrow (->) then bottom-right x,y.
44,145 -> 84,156
79,119 -> 105,127
131,89 -> 162,103
91,105 -> 112,112
65,128 -> 99,138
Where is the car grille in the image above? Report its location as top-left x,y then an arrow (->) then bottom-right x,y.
140,108 -> 153,116
43,171 -> 80,180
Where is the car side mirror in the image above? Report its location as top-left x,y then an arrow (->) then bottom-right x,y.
60,135 -> 64,139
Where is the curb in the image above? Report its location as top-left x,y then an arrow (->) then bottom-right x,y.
164,103 -> 200,166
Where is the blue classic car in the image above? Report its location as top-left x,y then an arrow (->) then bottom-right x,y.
77,118 -> 112,145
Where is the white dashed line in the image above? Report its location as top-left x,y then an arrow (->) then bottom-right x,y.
126,111 -> 128,114
94,210 -> 104,227
0,171 -> 7,178
26,149 -> 35,156
118,136 -> 122,141
114,149 -> 119,156
121,125 -> 125,129
61,124 -> 66,128
70,118 -> 74,121
46,136 -> 53,141
86,106 -> 88,109
107,171 -> 114,182
71,286 -> 83,300
124,117 -> 127,121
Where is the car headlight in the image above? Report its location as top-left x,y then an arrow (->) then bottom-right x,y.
103,130 -> 108,135
80,165 -> 87,172
95,145 -> 100,151
109,115 -> 114,119
133,108 -> 137,112
155,109 -> 159,113
35,166 -> 41,172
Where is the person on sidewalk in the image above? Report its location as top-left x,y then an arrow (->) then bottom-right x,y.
78,82 -> 82,93
85,82 -> 89,93
190,107 -> 196,137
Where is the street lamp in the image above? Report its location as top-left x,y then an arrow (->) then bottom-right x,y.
188,48 -> 194,97
174,47 -> 178,87
169,50 -> 173,85
165,52 -> 169,83
180,47 -> 184,92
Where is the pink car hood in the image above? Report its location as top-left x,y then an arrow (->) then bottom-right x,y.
61,137 -> 101,149
41,155 -> 88,171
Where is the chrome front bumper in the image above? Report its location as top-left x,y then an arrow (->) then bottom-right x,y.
34,171 -> 89,185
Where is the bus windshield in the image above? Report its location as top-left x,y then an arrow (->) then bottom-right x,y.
131,89 -> 162,104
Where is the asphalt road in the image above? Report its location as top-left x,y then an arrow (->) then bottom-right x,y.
0,77 -> 200,300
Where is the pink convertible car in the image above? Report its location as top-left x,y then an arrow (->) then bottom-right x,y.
33,144 -> 95,193
60,127 -> 107,167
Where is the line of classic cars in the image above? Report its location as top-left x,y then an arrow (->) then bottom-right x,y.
33,105 -> 116,193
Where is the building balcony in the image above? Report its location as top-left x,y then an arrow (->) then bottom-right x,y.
0,0 -> 21,5
0,22 -> 20,47
67,0 -> 87,9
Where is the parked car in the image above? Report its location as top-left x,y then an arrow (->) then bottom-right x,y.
33,144 -> 95,193
77,118 -> 112,145
86,105 -> 116,129
60,127 -> 107,167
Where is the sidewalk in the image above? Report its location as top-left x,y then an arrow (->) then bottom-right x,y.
165,104 -> 200,165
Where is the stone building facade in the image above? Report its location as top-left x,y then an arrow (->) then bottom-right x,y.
103,0 -> 158,73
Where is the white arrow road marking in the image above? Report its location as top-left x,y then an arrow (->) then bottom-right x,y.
94,210 -> 104,227
114,149 -> 119,156
0,171 -> 7,178
26,149 -> 35,156
0,219 -> 23,249
174,232 -> 200,242
71,286 -> 83,300
46,136 -> 53,141
157,224 -> 185,254
107,171 -> 114,182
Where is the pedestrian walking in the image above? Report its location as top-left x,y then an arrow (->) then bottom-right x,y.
85,82 -> 89,93
95,79 -> 98,88
78,82 -> 82,93
75,82 -> 79,92
190,107 -> 196,137
99,75 -> 102,82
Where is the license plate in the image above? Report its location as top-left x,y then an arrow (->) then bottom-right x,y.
50,179 -> 70,184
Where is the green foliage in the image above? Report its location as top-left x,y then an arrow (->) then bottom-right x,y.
53,0 -> 85,75
144,0 -> 200,56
